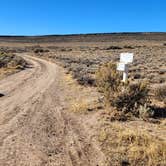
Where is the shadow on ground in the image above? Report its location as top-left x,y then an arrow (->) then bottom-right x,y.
152,106 -> 166,118
0,93 -> 5,97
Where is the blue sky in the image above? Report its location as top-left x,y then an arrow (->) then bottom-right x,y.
0,0 -> 166,35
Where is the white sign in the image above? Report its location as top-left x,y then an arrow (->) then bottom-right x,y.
117,62 -> 127,71
117,53 -> 134,82
120,53 -> 133,64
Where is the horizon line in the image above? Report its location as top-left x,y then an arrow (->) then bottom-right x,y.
0,32 -> 166,37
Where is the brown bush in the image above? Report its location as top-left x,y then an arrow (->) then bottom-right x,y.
95,62 -> 121,106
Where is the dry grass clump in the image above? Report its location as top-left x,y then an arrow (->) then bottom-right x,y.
119,129 -> 166,165
71,100 -> 89,113
70,99 -> 101,114
98,124 -> 166,166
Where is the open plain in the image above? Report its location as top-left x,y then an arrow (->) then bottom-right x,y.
0,33 -> 166,166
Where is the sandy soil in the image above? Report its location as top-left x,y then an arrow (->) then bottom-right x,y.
0,55 -> 105,166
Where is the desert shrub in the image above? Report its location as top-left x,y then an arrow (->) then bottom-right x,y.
76,75 -> 95,86
96,62 -> 121,93
105,46 -> 122,50
133,73 -> 141,79
96,62 -> 150,115
112,82 -> 150,115
124,45 -> 134,49
154,84 -> 166,103
7,56 -> 27,69
95,62 -> 121,106
0,53 -> 27,69
34,48 -> 44,53
0,52 -> 13,67
34,48 -> 49,54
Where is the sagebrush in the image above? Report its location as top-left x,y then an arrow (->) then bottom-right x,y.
96,62 -> 121,106
96,62 -> 150,115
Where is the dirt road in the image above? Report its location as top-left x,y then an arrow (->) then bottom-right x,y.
0,55 -> 105,166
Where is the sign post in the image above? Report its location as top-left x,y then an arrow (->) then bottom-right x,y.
123,68 -> 128,82
117,53 -> 134,82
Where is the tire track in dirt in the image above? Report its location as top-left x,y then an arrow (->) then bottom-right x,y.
0,54 -> 105,166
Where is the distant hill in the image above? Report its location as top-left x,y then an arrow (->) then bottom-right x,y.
0,32 -> 166,43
